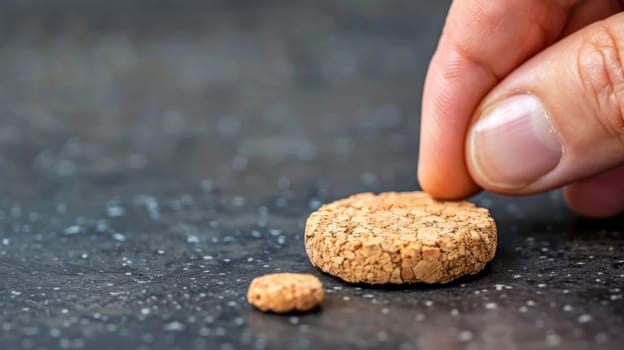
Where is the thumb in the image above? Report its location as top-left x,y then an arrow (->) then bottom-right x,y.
465,12 -> 624,195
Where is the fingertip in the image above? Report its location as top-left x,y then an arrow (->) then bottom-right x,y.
562,165 -> 624,219
418,47 -> 491,201
418,0 -> 573,201
563,187 -> 622,219
418,161 -> 481,200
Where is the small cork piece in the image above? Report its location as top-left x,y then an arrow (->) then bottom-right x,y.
247,273 -> 324,313
304,192 -> 497,284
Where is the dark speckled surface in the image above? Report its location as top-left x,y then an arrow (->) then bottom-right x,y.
1,1 -> 623,349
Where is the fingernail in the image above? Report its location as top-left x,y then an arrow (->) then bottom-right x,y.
468,94 -> 562,188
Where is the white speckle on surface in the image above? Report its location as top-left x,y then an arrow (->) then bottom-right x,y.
275,197 -> 288,208
1,238 -> 8,246
457,331 -> 473,342
360,172 -> 377,186
80,253 -> 88,259
64,225 -> 82,235
187,235 -> 199,244
289,316 -> 299,325
308,198 -> 323,210
231,196 -> 246,207
96,220 -> 108,232
485,302 -> 497,310
134,195 -> 160,220
113,233 -> 126,242
106,206 -> 125,218
199,327 -> 211,336
140,308 -> 150,315
545,333 -> 561,346
526,300 -> 536,307
424,300 -> 433,307
578,314 -> 592,323
563,304 -> 573,312
10,206 -> 21,217
519,306 -> 528,313
163,321 -> 185,331
200,179 -> 215,192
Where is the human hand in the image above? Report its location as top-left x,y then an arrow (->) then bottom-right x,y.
418,0 -> 624,218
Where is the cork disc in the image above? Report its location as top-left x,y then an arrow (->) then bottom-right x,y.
247,273 -> 324,313
304,192 -> 497,284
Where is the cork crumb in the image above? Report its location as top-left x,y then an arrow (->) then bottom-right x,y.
247,273 -> 324,313
304,191 -> 497,284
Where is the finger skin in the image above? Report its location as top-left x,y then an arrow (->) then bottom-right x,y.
418,0 -> 574,199
564,163 -> 624,218
466,12 -> 624,195
561,0 -> 623,36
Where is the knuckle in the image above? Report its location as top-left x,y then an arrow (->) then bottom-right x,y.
577,23 -> 624,146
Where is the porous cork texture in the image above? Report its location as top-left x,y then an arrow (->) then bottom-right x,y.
304,192 -> 497,284
247,273 -> 324,313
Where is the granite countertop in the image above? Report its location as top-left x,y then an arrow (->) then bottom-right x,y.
1,1 -> 623,349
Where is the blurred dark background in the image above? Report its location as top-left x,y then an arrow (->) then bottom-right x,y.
0,0 -> 448,202
1,1 -> 623,350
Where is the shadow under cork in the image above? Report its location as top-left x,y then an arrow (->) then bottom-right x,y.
247,304 -> 324,317
317,264 -> 493,291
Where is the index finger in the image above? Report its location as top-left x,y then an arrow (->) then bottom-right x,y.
418,0 -> 576,199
